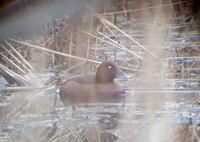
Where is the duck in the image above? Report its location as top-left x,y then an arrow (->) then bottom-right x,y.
59,61 -> 130,106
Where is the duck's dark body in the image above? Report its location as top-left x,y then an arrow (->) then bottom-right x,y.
59,61 -> 127,105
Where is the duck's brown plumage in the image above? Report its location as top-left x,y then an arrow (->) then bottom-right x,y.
59,61 -> 127,105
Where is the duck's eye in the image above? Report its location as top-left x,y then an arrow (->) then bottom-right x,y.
108,65 -> 112,69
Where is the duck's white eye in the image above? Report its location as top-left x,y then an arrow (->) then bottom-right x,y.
108,65 -> 112,69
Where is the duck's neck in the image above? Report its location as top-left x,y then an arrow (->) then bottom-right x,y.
95,76 -> 114,83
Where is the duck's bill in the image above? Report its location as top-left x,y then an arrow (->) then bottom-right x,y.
116,68 -> 132,79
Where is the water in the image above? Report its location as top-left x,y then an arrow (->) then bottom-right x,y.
1,75 -> 200,142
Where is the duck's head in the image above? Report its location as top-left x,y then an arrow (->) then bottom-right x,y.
95,61 -> 130,83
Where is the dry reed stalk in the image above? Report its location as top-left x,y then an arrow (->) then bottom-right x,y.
41,23 -> 48,44
79,29 -> 147,68
1,44 -> 33,73
0,52 -> 26,74
121,0 -> 130,20
1,44 -> 44,86
58,19 -> 118,53
52,53 -> 55,71
49,128 -> 85,142
98,32 -> 144,61
23,132 -> 38,142
96,31 -> 154,68
94,28 -> 98,60
148,0 -> 162,40
68,127 -> 82,142
165,57 -> 200,59
101,20 -> 118,40
0,86 -> 48,93
87,6 -> 158,59
0,63 -> 29,85
54,20 -> 144,67
86,15 -> 94,59
39,127 -> 56,142
4,40 -> 35,71
42,34 -> 54,46
172,127 -> 192,142
69,27 -> 73,67
9,38 -> 140,72
101,0 -> 190,16
76,23 -> 81,58
97,33 -> 152,67
61,61 -> 87,74
20,123 -> 27,142
49,130 -> 71,142
52,19 -> 59,52
79,29 -> 123,49
3,99 -> 29,121
9,38 -> 100,64
48,129 -> 63,142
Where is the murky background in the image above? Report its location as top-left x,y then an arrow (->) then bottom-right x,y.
0,0 -> 200,141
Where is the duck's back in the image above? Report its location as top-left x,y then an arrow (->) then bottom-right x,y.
59,74 -> 97,105
62,74 -> 96,84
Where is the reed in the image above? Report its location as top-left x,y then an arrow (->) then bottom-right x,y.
101,0 -> 191,16
0,0 -> 199,142
87,6 -> 158,59
0,52 -> 26,74
4,40 -> 35,71
0,63 -> 29,85
8,38 -> 141,72
1,44 -> 33,73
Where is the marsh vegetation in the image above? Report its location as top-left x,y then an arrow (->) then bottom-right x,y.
0,0 -> 200,141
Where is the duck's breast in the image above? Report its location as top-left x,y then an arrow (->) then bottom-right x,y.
95,83 -> 126,103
